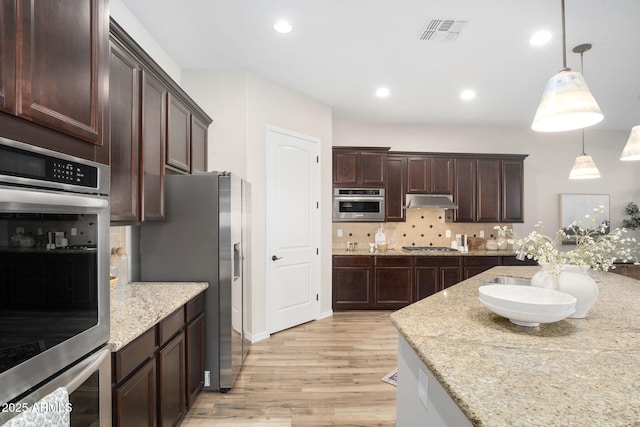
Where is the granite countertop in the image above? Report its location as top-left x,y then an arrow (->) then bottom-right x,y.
109,281 -> 208,352
333,248 -> 516,256
390,266 -> 640,426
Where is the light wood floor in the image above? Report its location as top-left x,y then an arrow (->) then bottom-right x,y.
182,311 -> 398,426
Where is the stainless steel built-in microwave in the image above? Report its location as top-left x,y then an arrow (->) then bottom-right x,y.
333,188 -> 385,222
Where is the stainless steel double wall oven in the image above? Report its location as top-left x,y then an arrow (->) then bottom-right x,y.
0,137 -> 111,425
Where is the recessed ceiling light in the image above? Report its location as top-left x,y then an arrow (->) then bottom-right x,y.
530,30 -> 552,46
375,87 -> 390,98
460,89 -> 476,100
273,20 -> 293,34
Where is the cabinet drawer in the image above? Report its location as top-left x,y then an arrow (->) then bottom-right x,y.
159,307 -> 185,346
114,326 -> 157,384
463,256 -> 500,266
375,256 -> 412,267
333,255 -> 372,267
415,256 -> 461,268
186,291 -> 206,323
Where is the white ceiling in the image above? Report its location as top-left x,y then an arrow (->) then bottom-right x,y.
120,0 -> 640,131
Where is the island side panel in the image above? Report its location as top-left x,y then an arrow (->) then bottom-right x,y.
397,334 -> 473,427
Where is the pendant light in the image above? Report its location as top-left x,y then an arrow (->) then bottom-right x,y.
568,43 -> 600,179
531,0 -> 603,132
569,130 -> 601,179
620,125 -> 640,161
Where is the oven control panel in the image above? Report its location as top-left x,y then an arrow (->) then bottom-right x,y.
0,138 -> 100,190
50,160 -> 97,187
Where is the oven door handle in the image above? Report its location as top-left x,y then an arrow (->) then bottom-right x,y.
64,347 -> 110,393
0,187 -> 108,209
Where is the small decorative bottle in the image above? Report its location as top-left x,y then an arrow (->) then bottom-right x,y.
115,247 -> 128,288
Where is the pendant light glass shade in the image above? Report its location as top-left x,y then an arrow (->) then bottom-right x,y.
620,125 -> 640,161
569,154 -> 600,179
569,129 -> 600,179
531,1 -> 603,132
532,69 -> 603,132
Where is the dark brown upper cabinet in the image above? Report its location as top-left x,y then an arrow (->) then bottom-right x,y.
108,40 -> 141,224
14,0 -> 108,145
0,0 -> 109,163
0,0 -> 16,114
476,158 -> 502,222
382,150 -> 527,224
140,70 -> 167,222
108,29 -> 167,225
333,147 -> 389,187
167,93 -> 191,173
450,154 -> 527,223
386,154 -> 406,222
452,158 -> 476,222
108,20 -> 211,225
406,155 -> 454,194
407,157 -> 431,193
431,157 -> 455,194
501,159 -> 525,222
191,115 -> 208,173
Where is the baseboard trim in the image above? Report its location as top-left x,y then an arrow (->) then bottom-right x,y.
247,331 -> 269,344
317,310 -> 333,320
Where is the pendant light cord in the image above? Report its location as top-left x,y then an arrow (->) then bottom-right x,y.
561,0 -> 567,69
580,45 -> 584,155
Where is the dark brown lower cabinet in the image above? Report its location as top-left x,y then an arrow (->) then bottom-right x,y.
463,256 -> 501,279
610,264 -> 640,280
415,257 -> 462,301
185,312 -> 205,407
114,359 -> 156,427
374,256 -> 412,308
332,256 -> 373,310
333,255 -> 538,310
158,332 -> 186,427
112,292 -> 205,426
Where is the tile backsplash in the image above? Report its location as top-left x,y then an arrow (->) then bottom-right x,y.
333,209 -> 509,250
109,226 -> 126,253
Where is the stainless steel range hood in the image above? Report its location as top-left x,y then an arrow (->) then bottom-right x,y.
405,194 -> 458,209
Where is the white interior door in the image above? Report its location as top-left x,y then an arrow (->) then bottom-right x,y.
266,125 -> 320,334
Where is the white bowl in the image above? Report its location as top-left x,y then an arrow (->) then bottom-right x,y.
485,240 -> 499,250
478,284 -> 576,327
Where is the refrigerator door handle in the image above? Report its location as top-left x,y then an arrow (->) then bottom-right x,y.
233,242 -> 241,280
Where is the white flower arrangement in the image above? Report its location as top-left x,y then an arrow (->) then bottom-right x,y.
495,206 -> 639,276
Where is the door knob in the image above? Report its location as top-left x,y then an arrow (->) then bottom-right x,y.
272,255 -> 282,261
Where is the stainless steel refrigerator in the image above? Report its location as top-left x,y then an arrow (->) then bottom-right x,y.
140,172 -> 250,392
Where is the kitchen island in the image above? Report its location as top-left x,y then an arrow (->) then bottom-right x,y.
390,266 -> 640,426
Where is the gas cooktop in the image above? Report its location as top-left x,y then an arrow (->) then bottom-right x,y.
402,246 -> 458,253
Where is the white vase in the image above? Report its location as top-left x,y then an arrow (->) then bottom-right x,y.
530,264 -> 599,319
530,263 -> 557,289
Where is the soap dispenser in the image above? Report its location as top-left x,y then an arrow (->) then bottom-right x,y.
375,225 -> 386,247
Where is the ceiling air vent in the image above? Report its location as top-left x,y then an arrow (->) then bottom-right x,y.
419,19 -> 467,42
